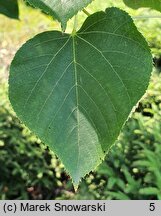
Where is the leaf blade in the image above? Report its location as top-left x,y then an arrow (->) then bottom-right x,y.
9,8 -> 152,186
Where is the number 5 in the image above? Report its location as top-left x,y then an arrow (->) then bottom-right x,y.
149,203 -> 155,211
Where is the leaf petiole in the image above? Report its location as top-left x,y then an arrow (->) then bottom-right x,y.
82,9 -> 90,16
72,15 -> 78,36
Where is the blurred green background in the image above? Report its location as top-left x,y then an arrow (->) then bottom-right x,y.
0,0 -> 161,200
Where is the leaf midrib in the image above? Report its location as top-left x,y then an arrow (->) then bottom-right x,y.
72,35 -> 80,175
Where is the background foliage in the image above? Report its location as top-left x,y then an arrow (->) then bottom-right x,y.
0,0 -> 161,199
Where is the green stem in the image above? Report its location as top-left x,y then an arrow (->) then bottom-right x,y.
83,9 -> 90,16
72,15 -> 78,36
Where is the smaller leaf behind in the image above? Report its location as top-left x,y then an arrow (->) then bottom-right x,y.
123,0 -> 161,12
25,0 -> 93,31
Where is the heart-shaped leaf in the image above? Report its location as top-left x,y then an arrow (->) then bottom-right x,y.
9,7 -> 152,187
25,0 -> 93,30
0,0 -> 19,19
123,0 -> 161,12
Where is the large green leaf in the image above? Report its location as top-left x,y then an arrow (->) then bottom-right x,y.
0,0 -> 19,19
9,7 -> 152,187
25,0 -> 93,30
123,0 -> 161,12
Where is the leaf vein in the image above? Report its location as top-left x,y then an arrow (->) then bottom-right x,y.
77,35 -> 132,107
77,84 -> 112,139
22,37 -> 70,113
36,61 -> 73,123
